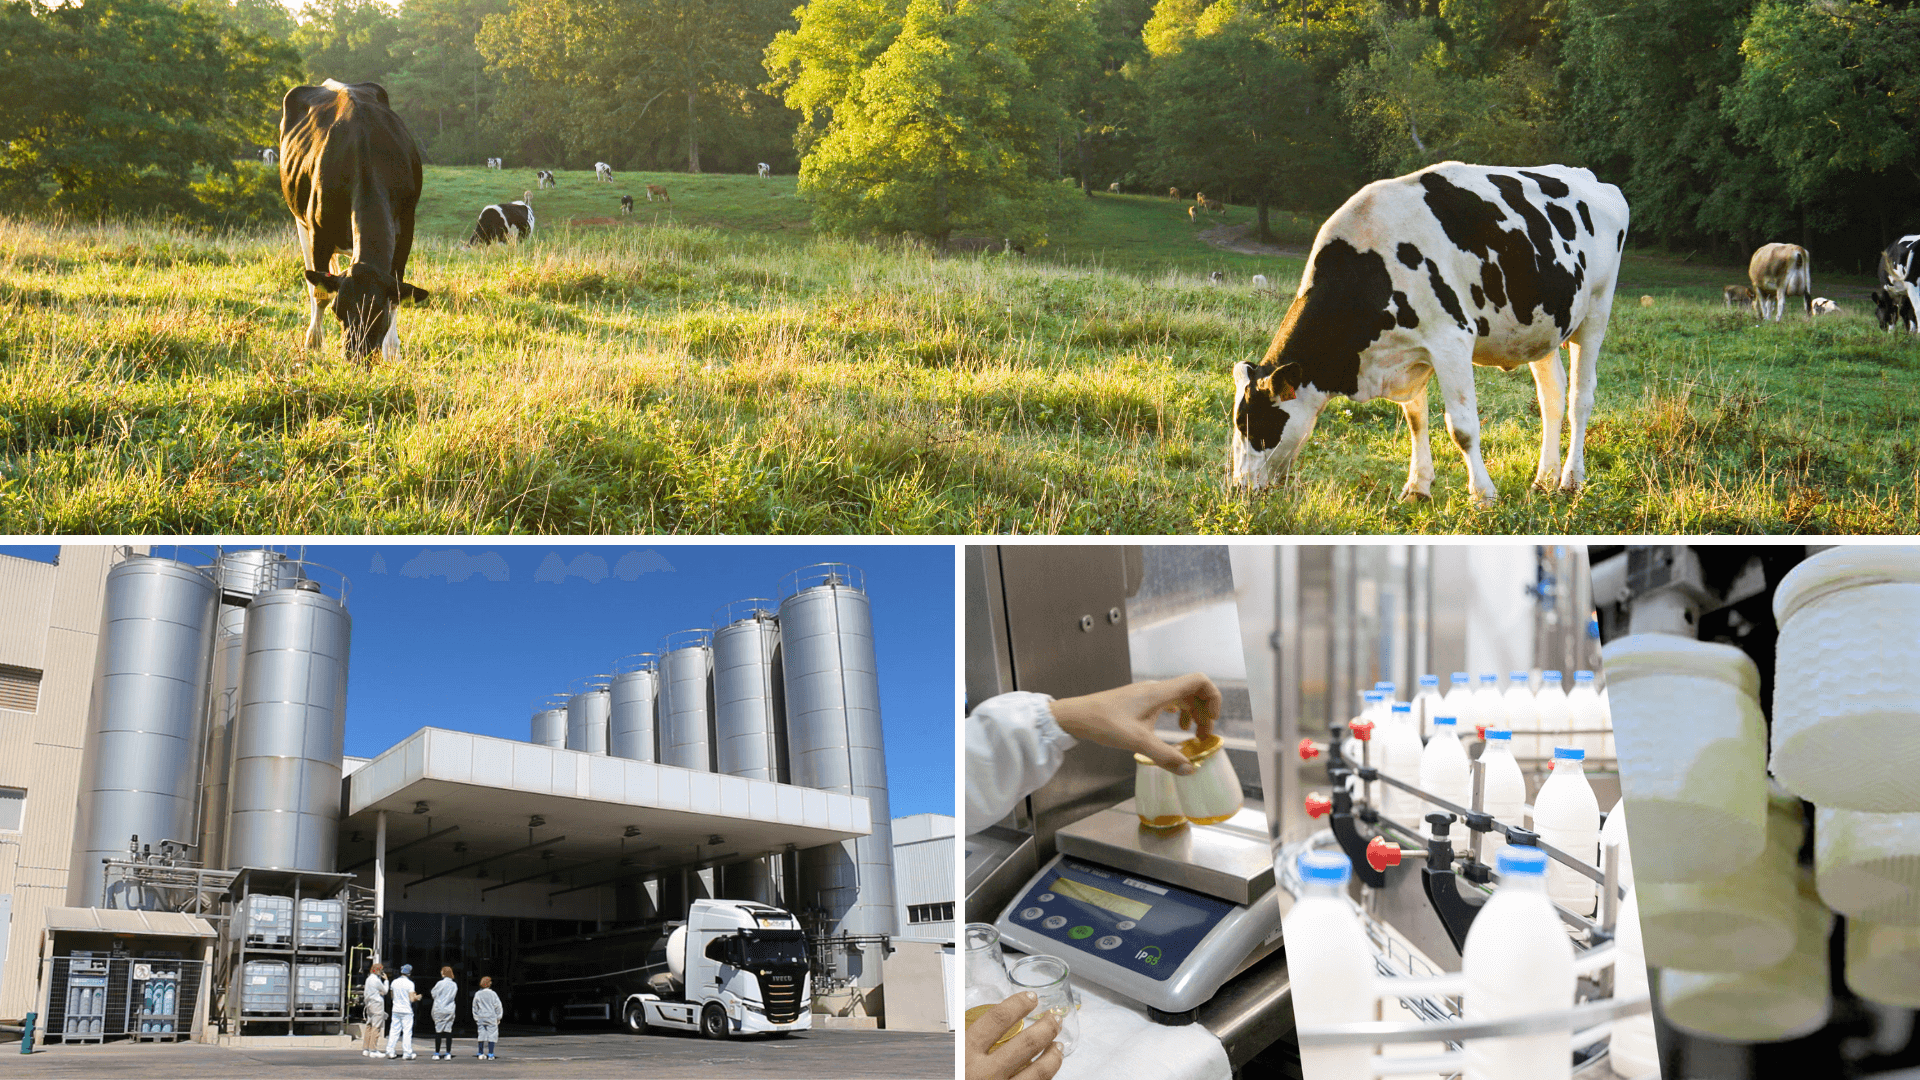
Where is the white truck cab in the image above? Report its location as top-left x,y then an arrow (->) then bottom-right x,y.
622,899 -> 812,1039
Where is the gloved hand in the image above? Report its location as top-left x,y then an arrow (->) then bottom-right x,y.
1050,673 -> 1221,774
966,992 -> 1064,1080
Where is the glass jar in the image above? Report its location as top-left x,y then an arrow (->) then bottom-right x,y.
1175,733 -> 1242,825
1134,753 -> 1186,829
1006,953 -> 1080,1057
964,923 -> 1015,1011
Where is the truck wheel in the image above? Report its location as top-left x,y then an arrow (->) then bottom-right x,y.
547,1004 -> 564,1029
623,1000 -> 648,1035
700,1003 -> 731,1041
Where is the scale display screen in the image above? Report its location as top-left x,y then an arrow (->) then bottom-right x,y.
1049,876 -> 1151,921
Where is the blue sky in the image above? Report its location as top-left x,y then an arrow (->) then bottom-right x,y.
8,543 -> 955,820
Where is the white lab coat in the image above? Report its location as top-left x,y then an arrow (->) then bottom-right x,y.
966,692 -> 1074,833
385,975 -> 417,1055
430,977 -> 458,1031
363,973 -> 388,1021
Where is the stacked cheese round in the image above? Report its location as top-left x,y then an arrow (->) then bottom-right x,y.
1660,874 -> 1833,1043
1814,806 -> 1920,924
1845,921 -> 1920,1008
1638,794 -> 1802,972
1599,634 -> 1769,882
1771,546 -> 1920,811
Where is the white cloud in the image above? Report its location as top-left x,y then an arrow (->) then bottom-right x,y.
535,552 -> 610,584
369,552 -> 388,574
613,550 -> 677,580
399,549 -> 510,583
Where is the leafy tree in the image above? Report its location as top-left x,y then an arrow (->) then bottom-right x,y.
0,0 -> 297,216
293,0 -> 403,85
219,0 -> 298,41
765,0 -> 1094,247
480,0 -> 786,172
385,0 -> 510,161
1724,1 -> 1920,195
1147,15 -> 1355,233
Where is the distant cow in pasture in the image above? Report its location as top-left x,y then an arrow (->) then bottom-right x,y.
620,194 -> 633,214
486,157 -> 502,169
1748,243 -> 1811,321
1188,206 -> 1197,222
1874,287 -> 1917,332
1169,187 -> 1181,200
1723,284 -> 1754,309
1880,235 -> 1920,332
758,162 -> 771,178
278,80 -> 428,361
1208,271 -> 1224,285
1811,297 -> 1840,315
1252,274 -> 1269,291
948,237 -> 1024,255
261,147 -> 277,165
468,191 -> 535,246
1203,197 -> 1225,214
595,162 -> 614,183
1109,182 -> 1121,193
646,184 -> 670,203
1230,162 -> 1628,507
536,170 -> 556,188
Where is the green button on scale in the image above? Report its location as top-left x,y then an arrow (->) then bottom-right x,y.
1068,925 -> 1093,940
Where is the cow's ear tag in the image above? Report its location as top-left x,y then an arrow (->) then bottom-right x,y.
303,269 -> 340,296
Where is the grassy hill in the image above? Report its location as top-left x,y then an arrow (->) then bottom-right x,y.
3,167 -> 1917,533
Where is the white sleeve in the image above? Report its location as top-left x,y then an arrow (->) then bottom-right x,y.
965,691 -> 1076,834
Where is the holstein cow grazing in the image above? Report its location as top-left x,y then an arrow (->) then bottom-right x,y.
1811,297 -> 1840,316
1748,242 -> 1811,321
536,170 -> 556,189
595,162 -> 614,183
1874,287 -> 1917,332
646,184 -> 670,203
468,191 -> 535,246
1723,284 -> 1754,309
279,80 -> 428,360
1880,235 -> 1920,332
758,162 -> 771,178
486,157 -> 502,169
261,147 -> 277,165
620,194 -> 633,214
1230,161 -> 1628,507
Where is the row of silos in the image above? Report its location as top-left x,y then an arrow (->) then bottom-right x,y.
525,566 -> 896,977
70,551 -> 350,909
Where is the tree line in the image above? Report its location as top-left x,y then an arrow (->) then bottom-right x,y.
2,0 -> 1917,265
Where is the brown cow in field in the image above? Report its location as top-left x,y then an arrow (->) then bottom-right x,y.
1723,284 -> 1754,309
646,184 -> 671,203
1748,243 -> 1811,320
1169,187 -> 1181,200
1203,197 -> 1225,214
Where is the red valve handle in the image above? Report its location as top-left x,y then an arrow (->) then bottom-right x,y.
1366,835 -> 1404,872
1350,719 -> 1375,742
1475,723 -> 1488,740
1298,738 -> 1321,761
1305,793 -> 1332,819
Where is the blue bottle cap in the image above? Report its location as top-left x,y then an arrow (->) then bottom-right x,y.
1391,702 -> 1411,714
1510,671 -> 1530,682
1451,672 -> 1471,682
1433,715 -> 1458,727
1542,670 -> 1563,682
1479,673 -> 1499,684
1484,729 -> 1512,741
1574,670 -> 1596,682
1553,747 -> 1586,761
1497,846 -> 1549,876
1299,851 -> 1353,884
1419,674 -> 1439,687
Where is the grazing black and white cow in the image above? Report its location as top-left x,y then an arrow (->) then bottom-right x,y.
486,157 -> 502,170
1880,235 -> 1920,332
620,194 -> 633,214
594,161 -> 614,183
1749,243 -> 1811,320
536,170 -> 556,189
261,147 -> 277,165
468,191 -> 535,245
1874,287 -> 1917,332
279,80 -> 428,360
758,162 -> 771,178
1230,161 -> 1627,506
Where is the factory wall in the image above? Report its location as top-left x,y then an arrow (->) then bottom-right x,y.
0,548 -> 124,1021
891,813 -> 955,942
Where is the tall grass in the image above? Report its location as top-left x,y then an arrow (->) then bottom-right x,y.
3,176 -> 1918,534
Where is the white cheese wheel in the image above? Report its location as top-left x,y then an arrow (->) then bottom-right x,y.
1660,874 -> 1832,1043
1771,546 -> 1920,812
1638,795 -> 1802,972
1815,805 -> 1920,924
1599,634 -> 1769,883
1845,920 -> 1920,1008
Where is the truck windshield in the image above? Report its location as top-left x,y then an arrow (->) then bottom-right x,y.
740,938 -> 806,965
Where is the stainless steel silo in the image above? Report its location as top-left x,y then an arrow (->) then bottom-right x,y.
200,549 -> 303,871
565,678 -> 611,755
609,655 -> 659,762
224,580 -> 351,872
779,564 -> 896,983
711,602 -> 785,782
657,631 -> 715,772
530,695 -> 568,748
70,556 -> 222,908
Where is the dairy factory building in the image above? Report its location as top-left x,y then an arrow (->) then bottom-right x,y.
0,547 -> 937,1047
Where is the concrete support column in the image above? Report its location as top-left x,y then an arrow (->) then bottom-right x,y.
374,810 -> 387,961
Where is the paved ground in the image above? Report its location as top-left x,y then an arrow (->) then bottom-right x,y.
0,1027 -> 953,1078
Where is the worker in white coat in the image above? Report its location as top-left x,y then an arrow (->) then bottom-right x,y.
385,964 -> 420,1059
429,966 -> 459,1059
360,962 -> 388,1058
964,673 -> 1220,1080
471,976 -> 503,1060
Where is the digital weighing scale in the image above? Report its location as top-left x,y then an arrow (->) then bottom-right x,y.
994,798 -> 1283,1019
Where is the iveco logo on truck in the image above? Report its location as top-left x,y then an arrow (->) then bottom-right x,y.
622,899 -> 813,1040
